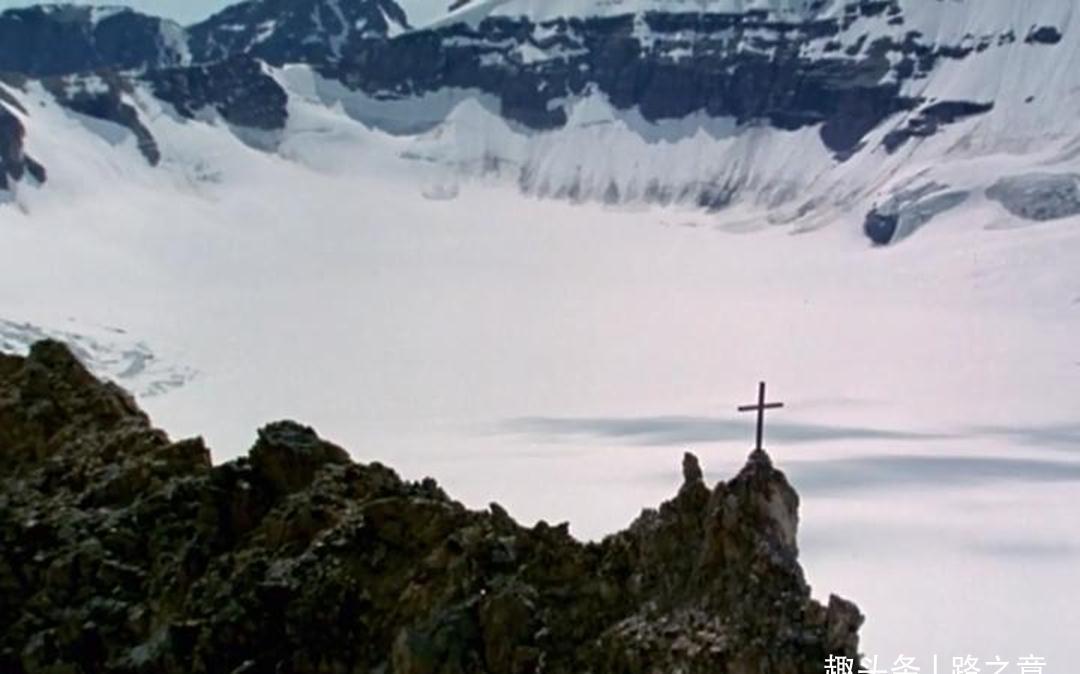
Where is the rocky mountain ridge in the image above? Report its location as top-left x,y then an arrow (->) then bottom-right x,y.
0,340 -> 862,673
0,0 -> 1010,150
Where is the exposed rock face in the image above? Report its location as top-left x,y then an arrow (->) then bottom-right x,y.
145,56 -> 289,131
1026,26 -> 1063,45
1,0 -> 1025,161
189,0 -> 411,64
0,99 -> 45,193
882,100 -> 994,153
986,173 -> 1080,222
0,6 -> 189,77
43,74 -> 161,166
0,341 -> 863,673
328,8 -> 932,155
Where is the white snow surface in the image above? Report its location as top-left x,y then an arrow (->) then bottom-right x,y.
410,0 -> 1077,37
2,9 -> 1080,664
419,0 -> 834,29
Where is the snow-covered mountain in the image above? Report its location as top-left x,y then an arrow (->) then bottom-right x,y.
1,0 -> 1079,243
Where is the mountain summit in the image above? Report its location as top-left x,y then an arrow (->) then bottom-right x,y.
0,340 -> 863,672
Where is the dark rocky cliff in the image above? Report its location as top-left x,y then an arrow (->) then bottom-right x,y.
0,0 -> 1029,156
0,340 -> 862,673
0,96 -> 45,194
328,7 -> 926,155
0,6 -> 188,77
188,0 -> 411,65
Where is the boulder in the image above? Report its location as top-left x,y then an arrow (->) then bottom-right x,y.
986,173 -> 1080,222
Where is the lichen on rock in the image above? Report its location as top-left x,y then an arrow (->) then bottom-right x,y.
0,340 -> 863,673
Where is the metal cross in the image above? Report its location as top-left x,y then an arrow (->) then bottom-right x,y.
737,381 -> 784,451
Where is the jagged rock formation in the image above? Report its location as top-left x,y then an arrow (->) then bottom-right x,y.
42,73 -> 161,166
0,340 -> 863,673
145,56 -> 289,132
0,96 -> 45,194
0,5 -> 189,77
188,0 -> 411,64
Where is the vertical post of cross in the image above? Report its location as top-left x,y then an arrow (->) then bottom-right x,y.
754,381 -> 765,450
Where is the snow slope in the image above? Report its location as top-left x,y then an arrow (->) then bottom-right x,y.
424,0 -> 835,28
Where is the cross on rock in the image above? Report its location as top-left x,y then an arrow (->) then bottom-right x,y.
737,381 -> 784,451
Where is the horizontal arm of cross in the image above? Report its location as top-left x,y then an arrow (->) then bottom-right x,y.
737,402 -> 784,412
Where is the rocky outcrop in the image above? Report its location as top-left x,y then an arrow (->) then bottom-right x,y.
189,0 -> 411,64
864,183 -> 969,245
145,56 -> 289,131
882,100 -> 995,153
0,340 -> 863,673
0,5 -> 189,77
43,74 -> 161,166
986,173 -> 1080,222
1026,26 -> 1063,45
0,99 -> 45,193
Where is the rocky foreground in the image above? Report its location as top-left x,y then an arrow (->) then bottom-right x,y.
0,341 -> 862,673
